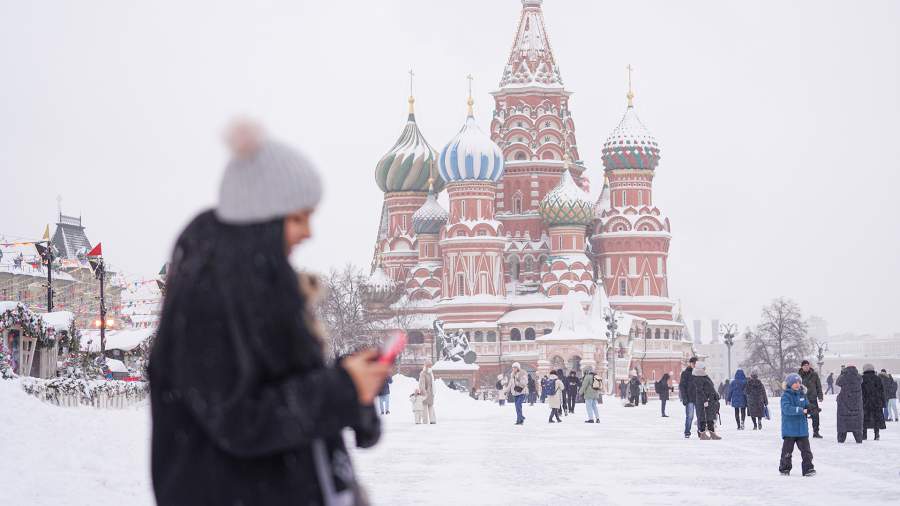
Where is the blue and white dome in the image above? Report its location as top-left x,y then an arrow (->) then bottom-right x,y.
438,100 -> 504,183
412,189 -> 449,234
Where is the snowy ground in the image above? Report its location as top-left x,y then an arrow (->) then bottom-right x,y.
2,376 -> 899,505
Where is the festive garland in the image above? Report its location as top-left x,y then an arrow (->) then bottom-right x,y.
21,377 -> 149,405
0,303 -> 49,347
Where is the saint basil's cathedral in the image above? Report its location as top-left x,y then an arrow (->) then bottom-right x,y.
366,0 -> 694,390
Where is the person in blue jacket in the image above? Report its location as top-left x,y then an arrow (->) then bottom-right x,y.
727,369 -> 749,430
779,373 -> 816,477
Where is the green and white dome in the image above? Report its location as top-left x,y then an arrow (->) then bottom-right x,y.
375,97 -> 444,193
539,168 -> 594,226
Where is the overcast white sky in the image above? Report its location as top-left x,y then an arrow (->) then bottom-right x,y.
1,0 -> 898,336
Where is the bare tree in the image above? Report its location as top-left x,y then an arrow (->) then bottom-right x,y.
740,297 -> 812,392
315,264 -> 378,359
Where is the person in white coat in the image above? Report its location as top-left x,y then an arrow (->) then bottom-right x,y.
508,363 -> 529,425
418,360 -> 436,424
547,372 -> 564,423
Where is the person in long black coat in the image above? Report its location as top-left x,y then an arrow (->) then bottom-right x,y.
745,371 -> 768,430
861,364 -> 887,440
691,363 -> 721,439
149,131 -> 390,505
836,365 -> 864,443
655,373 -> 671,417
627,376 -> 641,406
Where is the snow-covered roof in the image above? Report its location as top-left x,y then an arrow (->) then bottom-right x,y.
646,319 -> 683,327
104,358 -> 129,373
537,292 -> 598,341
80,328 -> 155,352
497,308 -> 557,324
40,311 -> 75,332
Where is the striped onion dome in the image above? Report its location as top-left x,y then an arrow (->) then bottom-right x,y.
601,105 -> 660,171
539,167 -> 594,226
375,97 -> 444,193
438,99 -> 504,183
412,186 -> 448,234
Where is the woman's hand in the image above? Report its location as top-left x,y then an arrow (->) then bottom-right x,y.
342,349 -> 392,406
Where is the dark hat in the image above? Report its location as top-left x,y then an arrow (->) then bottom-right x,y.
801,360 -> 810,366
688,357 -> 698,364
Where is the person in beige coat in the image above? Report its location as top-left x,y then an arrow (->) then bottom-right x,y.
508,363 -> 529,425
418,360 -> 436,424
547,372 -> 564,423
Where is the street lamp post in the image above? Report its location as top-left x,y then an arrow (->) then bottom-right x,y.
604,308 -> 619,396
720,323 -> 737,380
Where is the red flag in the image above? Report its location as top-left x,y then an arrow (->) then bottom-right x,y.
87,243 -> 103,257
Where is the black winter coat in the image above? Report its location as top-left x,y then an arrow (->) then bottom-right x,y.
836,367 -> 864,434
861,370 -> 887,430
880,373 -> 898,400
628,378 -> 641,399
692,375 -> 720,422
150,211 -> 378,506
745,378 -> 768,418
678,367 -> 694,406
655,374 -> 670,401
799,368 -> 823,404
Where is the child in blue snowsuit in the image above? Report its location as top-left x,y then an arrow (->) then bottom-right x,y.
780,373 -> 815,476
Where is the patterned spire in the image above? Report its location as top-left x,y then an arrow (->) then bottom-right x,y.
499,0 -> 563,89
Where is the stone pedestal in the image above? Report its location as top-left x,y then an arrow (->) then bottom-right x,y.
432,360 -> 480,390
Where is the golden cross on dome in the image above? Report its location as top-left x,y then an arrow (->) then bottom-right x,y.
626,64 -> 635,107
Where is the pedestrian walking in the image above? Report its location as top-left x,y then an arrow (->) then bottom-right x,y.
618,380 -> 627,400
655,373 -> 671,417
692,362 -> 721,440
640,380 -> 649,405
861,364 -> 886,440
746,370 -> 768,430
779,373 -> 815,477
880,369 -> 898,421
727,369 -> 749,430
558,369 -> 570,415
547,372 -> 564,423
496,374 -> 508,407
836,365 -> 864,443
149,122 -> 391,505
566,370 -> 579,414
540,375 -> 549,404
527,373 -> 537,406
799,360 -> 824,438
825,372 -> 835,395
509,363 -> 528,425
419,360 -> 436,424
377,375 -> 393,415
679,357 -> 698,438
580,368 -> 602,423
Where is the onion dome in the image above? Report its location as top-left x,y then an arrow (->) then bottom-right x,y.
375,96 -> 444,193
438,96 -> 504,184
539,164 -> 594,226
601,104 -> 660,171
363,261 -> 396,304
412,182 -> 449,234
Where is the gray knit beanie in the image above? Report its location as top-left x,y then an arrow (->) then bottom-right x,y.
216,121 -> 322,225
863,363 -> 875,373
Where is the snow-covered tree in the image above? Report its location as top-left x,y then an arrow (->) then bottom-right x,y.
315,264 -> 378,359
740,297 -> 812,392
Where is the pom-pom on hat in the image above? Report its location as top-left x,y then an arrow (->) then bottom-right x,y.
216,119 -> 323,225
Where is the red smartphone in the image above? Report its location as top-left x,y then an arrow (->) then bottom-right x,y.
378,331 -> 408,365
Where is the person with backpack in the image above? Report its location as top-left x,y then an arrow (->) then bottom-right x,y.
727,369 -> 749,430
779,373 -> 815,477
746,370 -> 768,430
547,371 -> 564,423
692,362 -> 721,440
679,357 -> 698,438
580,368 -> 602,424
655,373 -> 671,417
